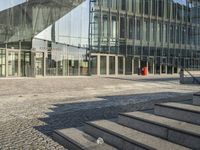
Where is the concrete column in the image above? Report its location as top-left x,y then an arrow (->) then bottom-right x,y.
31,51 -> 36,77
106,55 -> 109,75
160,65 -> 162,75
146,61 -> 149,75
172,66 -> 174,74
78,60 -> 80,76
132,58 -> 134,75
123,57 -> 125,75
138,59 -> 141,75
5,45 -> 8,77
19,42 -> 21,77
43,52 -> 46,77
97,54 -> 100,76
165,65 -> 167,74
18,51 -> 21,77
115,56 -> 118,76
152,61 -> 155,75
177,68 -> 180,74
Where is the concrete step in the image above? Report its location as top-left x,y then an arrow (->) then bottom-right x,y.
155,102 -> 200,125
84,120 -> 190,150
193,93 -> 200,106
119,111 -> 200,149
53,127 -> 117,150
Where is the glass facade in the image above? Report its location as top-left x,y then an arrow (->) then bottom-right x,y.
0,0 -> 88,77
90,0 -> 200,75
0,0 -> 200,77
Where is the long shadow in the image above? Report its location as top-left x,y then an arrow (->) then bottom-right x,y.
34,92 -> 192,138
104,76 -> 179,83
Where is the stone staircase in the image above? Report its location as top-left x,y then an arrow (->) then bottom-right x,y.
53,93 -> 200,150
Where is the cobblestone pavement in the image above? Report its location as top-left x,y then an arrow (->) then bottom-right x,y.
0,75 -> 199,149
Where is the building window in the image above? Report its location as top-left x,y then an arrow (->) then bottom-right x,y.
177,4 -> 182,21
120,17 -> 126,38
102,15 -> 108,38
182,27 -> 186,44
176,25 -> 181,44
100,56 -> 106,75
163,24 -> 168,43
172,3 -> 176,19
111,0 -> 117,9
118,57 -> 124,74
109,56 -> 115,74
170,24 -> 175,43
0,49 -> 6,77
102,0 -> 108,8
144,0 -> 149,15
129,18 -> 134,39
90,56 -> 97,75
152,0 -> 157,16
143,20 -> 150,42
188,27 -> 191,45
121,0 -> 126,11
128,0 -> 133,12
111,16 -> 117,39
157,23 -> 162,43
158,0 -> 163,17
136,19 -> 141,40
150,21 -> 157,42
135,0 -> 142,14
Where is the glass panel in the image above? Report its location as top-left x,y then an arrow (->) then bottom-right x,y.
143,20 -> 150,42
8,51 -> 19,76
109,56 -> 115,74
135,0 -> 142,14
134,57 -> 139,74
21,52 -> 31,77
0,49 -> 6,77
125,57 -> 132,75
152,0 -> 157,16
102,14 -> 108,38
136,19 -> 141,40
100,56 -> 106,75
90,56 -> 97,75
128,0 -> 133,12
144,0 -> 149,15
35,52 -> 44,76
111,16 -> 117,39
111,0 -> 117,9
120,0 -> 126,11
118,57 -> 124,74
102,0 -> 108,8
120,17 -> 126,38
148,58 -> 154,74
129,18 -> 133,39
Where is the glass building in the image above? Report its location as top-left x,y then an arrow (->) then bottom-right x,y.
0,0 -> 200,77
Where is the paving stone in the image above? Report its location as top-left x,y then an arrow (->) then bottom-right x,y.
0,76 -> 199,149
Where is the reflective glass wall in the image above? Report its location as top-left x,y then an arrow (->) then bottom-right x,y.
0,0 -> 88,77
32,38 -> 88,76
33,0 -> 89,76
0,0 -> 85,44
89,0 -> 200,74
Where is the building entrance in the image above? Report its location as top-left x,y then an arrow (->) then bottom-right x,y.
8,51 -> 19,77
35,52 -> 44,76
21,52 -> 31,77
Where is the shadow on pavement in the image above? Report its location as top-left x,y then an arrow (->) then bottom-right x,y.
104,76 -> 180,83
34,92 -> 192,138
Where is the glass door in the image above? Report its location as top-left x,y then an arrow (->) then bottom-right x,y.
0,49 -> 6,77
21,52 -> 31,77
35,52 -> 44,76
8,51 -> 19,77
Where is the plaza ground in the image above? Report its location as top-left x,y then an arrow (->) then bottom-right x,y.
0,75 -> 199,149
